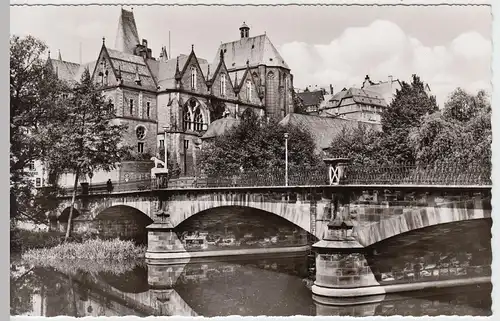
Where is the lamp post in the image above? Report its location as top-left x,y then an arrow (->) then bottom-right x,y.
284,132 -> 289,186
162,126 -> 169,173
184,139 -> 189,176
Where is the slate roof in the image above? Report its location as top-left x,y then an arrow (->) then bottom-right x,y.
213,34 -> 289,71
201,117 -> 241,140
114,8 -> 140,54
149,54 -> 208,90
363,80 -> 401,105
49,59 -> 81,84
327,87 -> 387,108
279,113 -> 381,152
106,48 -> 157,90
297,90 -> 325,107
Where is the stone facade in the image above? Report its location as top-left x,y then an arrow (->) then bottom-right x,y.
47,9 -> 295,178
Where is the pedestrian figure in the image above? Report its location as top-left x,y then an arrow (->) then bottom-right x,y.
106,179 -> 113,193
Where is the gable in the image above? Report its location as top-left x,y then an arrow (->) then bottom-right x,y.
210,60 -> 235,99
179,51 -> 208,94
91,47 -> 119,87
238,68 -> 260,105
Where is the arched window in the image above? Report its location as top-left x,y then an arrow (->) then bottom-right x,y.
104,70 -> 108,86
183,105 -> 192,131
190,67 -> 197,90
136,126 -> 146,140
246,80 -> 252,101
220,74 -> 226,96
193,108 -> 204,132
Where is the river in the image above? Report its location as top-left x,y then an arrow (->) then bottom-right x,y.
10,253 -> 491,317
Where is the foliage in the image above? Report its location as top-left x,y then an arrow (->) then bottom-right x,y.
328,74 -> 441,164
40,68 -> 131,239
409,89 -> 491,170
157,147 -> 182,178
292,90 -> 308,114
10,35 -> 66,224
22,238 -> 146,262
199,112 -> 321,176
327,123 -> 384,165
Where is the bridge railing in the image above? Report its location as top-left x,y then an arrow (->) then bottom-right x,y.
344,162 -> 491,186
51,162 -> 491,196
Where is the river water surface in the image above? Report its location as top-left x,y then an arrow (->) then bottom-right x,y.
10,254 -> 491,317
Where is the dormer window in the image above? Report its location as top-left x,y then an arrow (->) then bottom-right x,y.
246,80 -> 252,101
220,74 -> 227,96
190,67 -> 197,90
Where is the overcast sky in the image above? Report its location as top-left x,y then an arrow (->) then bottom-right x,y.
10,4 -> 491,106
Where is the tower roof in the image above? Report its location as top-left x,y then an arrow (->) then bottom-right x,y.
114,8 -> 140,54
213,34 -> 289,71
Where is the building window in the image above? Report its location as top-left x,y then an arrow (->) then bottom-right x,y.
137,142 -> 144,153
146,101 -> 151,118
183,105 -> 192,131
159,139 -> 164,148
104,70 -> 108,86
220,74 -> 227,96
28,162 -> 35,171
129,99 -> 134,115
190,67 -> 197,90
193,108 -> 204,132
246,80 -> 252,101
36,178 -> 41,187
136,126 -> 146,140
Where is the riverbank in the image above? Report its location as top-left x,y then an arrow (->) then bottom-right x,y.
22,238 -> 146,263
10,228 -> 82,254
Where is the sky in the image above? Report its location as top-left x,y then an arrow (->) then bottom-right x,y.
10,4 -> 492,106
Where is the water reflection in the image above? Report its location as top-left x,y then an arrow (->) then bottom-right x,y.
11,253 -> 491,317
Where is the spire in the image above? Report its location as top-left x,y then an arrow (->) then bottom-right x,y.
206,64 -> 211,80
48,50 -> 51,59
175,56 -> 181,81
234,72 -> 240,94
191,44 -> 194,53
114,8 -> 140,54
159,46 -> 169,62
117,64 -> 122,79
57,49 -> 62,61
220,49 -> 224,62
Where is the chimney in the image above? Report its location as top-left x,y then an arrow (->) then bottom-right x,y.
330,84 -> 333,95
142,39 -> 148,48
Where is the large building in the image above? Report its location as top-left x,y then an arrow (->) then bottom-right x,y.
47,9 -> 295,182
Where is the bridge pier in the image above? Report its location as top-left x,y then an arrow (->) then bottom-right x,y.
311,198 -> 385,304
145,220 -> 188,263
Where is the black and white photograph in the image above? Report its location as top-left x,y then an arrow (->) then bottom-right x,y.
9,1 -> 494,318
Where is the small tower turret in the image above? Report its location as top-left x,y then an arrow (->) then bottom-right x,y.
239,22 -> 250,39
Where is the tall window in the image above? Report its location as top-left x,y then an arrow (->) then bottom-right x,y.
246,80 -> 252,101
104,70 -> 108,86
159,139 -> 164,148
190,67 -> 197,90
137,142 -> 144,153
28,162 -> 35,171
220,74 -> 227,96
36,178 -> 41,187
183,105 -> 192,131
193,108 -> 204,132
146,101 -> 151,118
129,99 -> 134,116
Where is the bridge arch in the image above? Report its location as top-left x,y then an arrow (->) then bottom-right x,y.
354,197 -> 491,247
173,206 -> 311,251
95,205 -> 153,243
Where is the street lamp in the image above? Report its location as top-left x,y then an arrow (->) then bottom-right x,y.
184,139 -> 189,176
284,132 -> 289,186
163,126 -> 169,173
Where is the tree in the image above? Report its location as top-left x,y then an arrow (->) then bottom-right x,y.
45,68 -> 130,240
199,113 -> 320,176
10,35 -> 66,225
408,89 -> 491,171
327,123 -> 384,165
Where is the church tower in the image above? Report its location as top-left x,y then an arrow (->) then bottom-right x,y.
114,8 -> 141,54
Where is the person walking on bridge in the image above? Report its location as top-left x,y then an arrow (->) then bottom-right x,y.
106,179 -> 113,193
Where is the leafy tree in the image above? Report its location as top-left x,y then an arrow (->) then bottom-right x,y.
199,113 -> 320,176
44,68 -> 130,240
327,123 -> 384,165
409,89 -> 491,171
10,35 -> 66,225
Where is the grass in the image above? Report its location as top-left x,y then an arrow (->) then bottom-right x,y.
22,238 -> 146,263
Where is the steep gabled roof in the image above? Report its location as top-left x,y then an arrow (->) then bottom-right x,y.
279,113 -> 381,152
213,34 -> 289,71
106,48 -> 156,90
114,8 -> 140,54
48,59 -> 81,84
363,80 -> 402,104
151,54 -> 208,90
